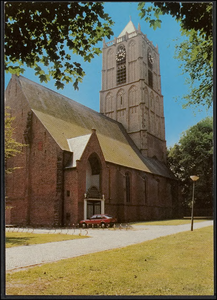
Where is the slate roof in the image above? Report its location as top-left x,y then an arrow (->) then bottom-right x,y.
12,75 -> 174,178
67,134 -> 92,168
118,20 -> 137,37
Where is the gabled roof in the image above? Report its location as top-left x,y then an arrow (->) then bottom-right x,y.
118,20 -> 137,37
10,75 -> 174,178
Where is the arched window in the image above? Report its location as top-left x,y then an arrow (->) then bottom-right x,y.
128,40 -> 136,61
125,172 -> 131,203
117,89 -> 125,109
105,92 -> 113,112
148,70 -> 153,88
86,153 -> 101,193
88,153 -> 101,175
129,85 -> 137,107
147,48 -> 153,88
150,91 -> 154,110
107,48 -> 114,69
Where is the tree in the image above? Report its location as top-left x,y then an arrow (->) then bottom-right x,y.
4,2 -> 114,90
138,2 -> 213,109
5,107 -> 24,174
173,29 -> 213,109
167,117 -> 213,213
138,2 -> 213,39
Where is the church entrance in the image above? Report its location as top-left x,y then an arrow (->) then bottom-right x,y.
84,197 -> 105,219
84,187 -> 105,219
85,153 -> 104,219
87,200 -> 101,218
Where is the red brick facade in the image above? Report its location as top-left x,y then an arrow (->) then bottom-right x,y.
5,76 -> 181,227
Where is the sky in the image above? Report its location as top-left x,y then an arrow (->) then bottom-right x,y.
4,2 -> 213,148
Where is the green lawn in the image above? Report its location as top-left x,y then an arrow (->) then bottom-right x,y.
6,226 -> 214,296
6,232 -> 88,248
131,218 -> 211,226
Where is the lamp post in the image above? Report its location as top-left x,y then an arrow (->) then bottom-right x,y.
190,175 -> 199,231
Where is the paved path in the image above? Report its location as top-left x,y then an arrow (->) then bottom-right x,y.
6,221 -> 213,272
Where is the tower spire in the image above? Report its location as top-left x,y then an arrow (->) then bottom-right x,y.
138,23 -> 141,32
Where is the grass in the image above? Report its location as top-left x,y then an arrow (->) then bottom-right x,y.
6,226 -> 214,296
131,218 -> 211,226
6,232 -> 88,248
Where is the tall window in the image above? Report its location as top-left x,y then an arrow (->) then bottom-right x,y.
129,85 -> 137,107
86,153 -> 101,195
88,154 -> 101,175
148,70 -> 153,88
107,48 -> 114,69
126,172 -> 131,203
147,49 -> 154,89
105,92 -> 113,112
117,89 -> 125,109
116,45 -> 126,85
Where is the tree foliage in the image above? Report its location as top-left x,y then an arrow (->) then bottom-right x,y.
138,2 -> 213,109
5,107 -> 25,174
167,117 -> 213,211
4,2 -> 114,90
174,29 -> 213,109
138,2 -> 213,39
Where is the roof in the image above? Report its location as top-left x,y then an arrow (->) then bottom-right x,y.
67,134 -> 91,167
118,20 -> 137,37
11,75 -> 174,178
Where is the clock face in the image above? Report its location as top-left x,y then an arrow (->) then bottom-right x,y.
148,52 -> 154,64
116,47 -> 126,62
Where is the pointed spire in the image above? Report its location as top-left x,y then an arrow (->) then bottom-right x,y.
138,23 -> 141,32
118,20 -> 137,38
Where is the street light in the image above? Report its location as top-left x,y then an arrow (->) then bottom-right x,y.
190,175 -> 199,231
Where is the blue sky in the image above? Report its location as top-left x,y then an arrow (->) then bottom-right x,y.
4,2 -> 213,148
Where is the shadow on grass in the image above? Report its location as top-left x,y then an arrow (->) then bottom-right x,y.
6,237 -> 32,247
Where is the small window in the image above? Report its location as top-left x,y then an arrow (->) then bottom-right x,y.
67,190 -> 70,197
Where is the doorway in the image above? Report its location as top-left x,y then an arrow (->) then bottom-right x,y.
87,200 -> 101,218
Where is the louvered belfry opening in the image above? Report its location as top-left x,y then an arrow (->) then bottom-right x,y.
116,45 -> 126,85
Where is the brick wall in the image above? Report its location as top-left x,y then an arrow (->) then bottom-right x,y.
5,76 -> 63,227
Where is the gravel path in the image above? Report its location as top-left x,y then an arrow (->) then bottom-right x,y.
6,221 -> 213,272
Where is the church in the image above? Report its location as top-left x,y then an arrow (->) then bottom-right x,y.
5,21 -> 181,227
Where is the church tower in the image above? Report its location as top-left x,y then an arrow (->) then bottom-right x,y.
100,20 -> 167,162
